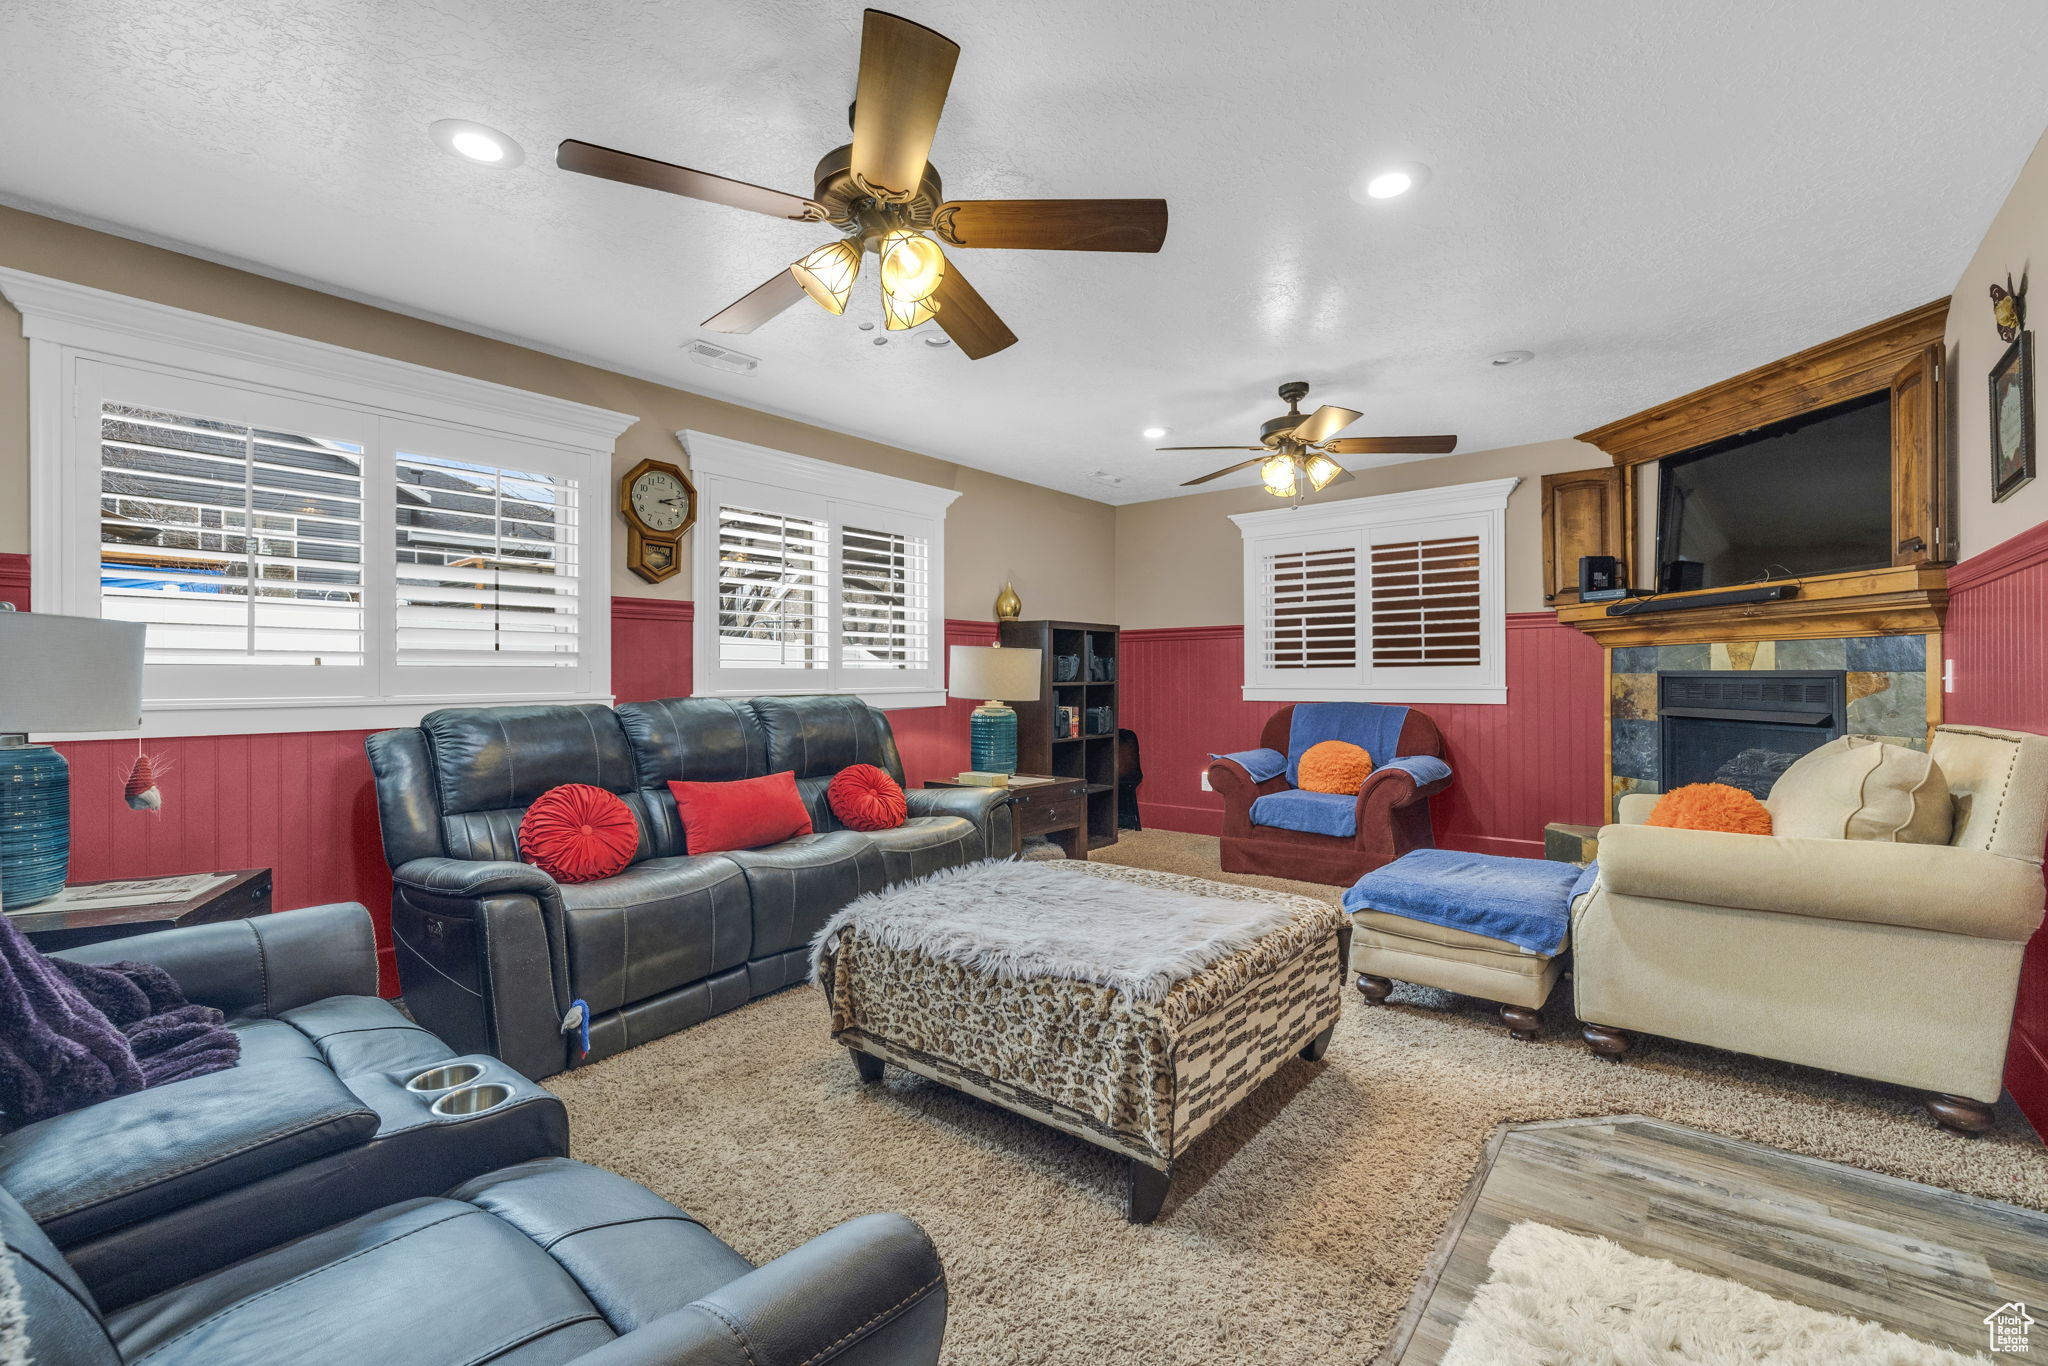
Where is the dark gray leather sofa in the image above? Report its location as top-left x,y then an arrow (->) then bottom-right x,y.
367,695 -> 1011,1079
0,903 -> 567,1310
9,1153 -> 947,1366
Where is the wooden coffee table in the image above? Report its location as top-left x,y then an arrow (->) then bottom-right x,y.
814,861 -> 1347,1222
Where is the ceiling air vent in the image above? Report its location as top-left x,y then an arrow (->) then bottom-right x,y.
684,340 -> 759,375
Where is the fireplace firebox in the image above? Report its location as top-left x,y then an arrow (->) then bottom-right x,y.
1657,671 -> 1846,798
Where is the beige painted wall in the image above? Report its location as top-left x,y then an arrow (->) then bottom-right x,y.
1112,437 -> 1604,629
0,205 -> 1114,621
1948,126 -> 2048,560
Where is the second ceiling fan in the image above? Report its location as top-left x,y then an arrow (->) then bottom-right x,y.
556,9 -> 1169,359
1161,382 -> 1458,497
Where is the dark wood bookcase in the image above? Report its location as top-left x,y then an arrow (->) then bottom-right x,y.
997,618 -> 1120,851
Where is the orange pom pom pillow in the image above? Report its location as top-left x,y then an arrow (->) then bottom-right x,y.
1297,740 -> 1376,795
519,783 -> 640,883
1646,783 -> 1773,836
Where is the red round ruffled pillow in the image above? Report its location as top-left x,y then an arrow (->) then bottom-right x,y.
519,783 -> 639,883
1646,782 -> 1773,836
828,763 -> 907,832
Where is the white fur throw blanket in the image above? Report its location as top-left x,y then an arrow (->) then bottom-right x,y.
808,860 -> 1299,1001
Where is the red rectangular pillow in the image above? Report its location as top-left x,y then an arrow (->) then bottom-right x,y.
668,771 -> 814,854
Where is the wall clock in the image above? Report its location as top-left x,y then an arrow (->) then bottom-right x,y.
619,458 -> 696,583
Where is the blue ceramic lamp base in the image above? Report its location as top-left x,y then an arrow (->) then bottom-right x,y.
0,741 -> 70,909
969,703 -> 1018,776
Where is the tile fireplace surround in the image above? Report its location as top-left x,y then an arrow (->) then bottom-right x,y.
1608,634 -> 1934,813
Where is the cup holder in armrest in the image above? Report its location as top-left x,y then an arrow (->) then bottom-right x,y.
405,1063 -> 485,1094
430,1083 -> 514,1118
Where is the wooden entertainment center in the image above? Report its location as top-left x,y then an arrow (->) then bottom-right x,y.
1543,300 -> 1950,646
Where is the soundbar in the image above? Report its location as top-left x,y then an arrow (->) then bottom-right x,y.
1606,583 -> 1796,616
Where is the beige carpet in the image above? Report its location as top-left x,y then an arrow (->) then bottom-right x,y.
548,833 -> 2048,1366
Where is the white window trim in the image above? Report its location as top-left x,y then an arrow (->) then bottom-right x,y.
1232,476 -> 1519,705
681,429 -> 960,710
1,266 -> 637,738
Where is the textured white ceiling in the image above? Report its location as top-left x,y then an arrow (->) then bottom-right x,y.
3,1 -> 2045,504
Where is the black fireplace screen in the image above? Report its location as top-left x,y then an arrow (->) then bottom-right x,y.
1658,671 -> 1846,798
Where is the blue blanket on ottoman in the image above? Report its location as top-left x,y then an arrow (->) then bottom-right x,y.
1344,849 -> 1588,955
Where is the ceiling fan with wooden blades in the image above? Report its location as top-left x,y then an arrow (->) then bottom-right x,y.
556,9 -> 1168,360
1160,380 -> 1458,497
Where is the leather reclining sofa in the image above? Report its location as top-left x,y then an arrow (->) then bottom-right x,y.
3,903 -> 947,1365
368,694 -> 1012,1079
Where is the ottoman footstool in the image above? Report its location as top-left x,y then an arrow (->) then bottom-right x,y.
1343,849 -> 1589,1039
813,860 -> 1347,1223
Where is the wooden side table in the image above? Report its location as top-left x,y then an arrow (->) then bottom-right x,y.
923,775 -> 1089,860
7,868 -> 273,951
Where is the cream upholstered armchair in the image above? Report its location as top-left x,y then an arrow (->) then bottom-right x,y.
1572,724 -> 2048,1134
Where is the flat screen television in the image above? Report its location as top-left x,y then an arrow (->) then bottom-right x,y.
1655,390 -> 1892,592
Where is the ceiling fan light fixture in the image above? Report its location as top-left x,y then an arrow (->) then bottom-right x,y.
1304,453 -> 1344,491
1260,454 -> 1300,498
791,240 -> 862,315
879,230 -> 946,302
882,288 -> 940,331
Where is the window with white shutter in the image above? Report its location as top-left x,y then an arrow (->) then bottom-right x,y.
1368,535 -> 1482,667
18,276 -> 628,739
1261,545 -> 1357,671
686,432 -> 957,708
1235,478 -> 1517,705
840,523 -> 931,672
99,402 -> 367,669
715,504 -> 829,673
395,451 -> 581,669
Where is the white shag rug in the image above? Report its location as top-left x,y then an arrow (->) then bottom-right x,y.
0,1244 -> 28,1366
1443,1221 -> 1991,1365
808,859 -> 1297,1000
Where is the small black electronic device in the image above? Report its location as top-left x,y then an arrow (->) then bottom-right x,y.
1577,554 -> 1626,602
1659,559 -> 1706,594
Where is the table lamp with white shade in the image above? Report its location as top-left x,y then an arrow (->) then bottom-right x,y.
947,644 -> 1042,776
0,606 -> 147,909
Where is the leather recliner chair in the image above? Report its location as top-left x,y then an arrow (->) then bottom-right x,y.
368,695 -> 1011,1080
6,1154 -> 948,1365
0,903 -> 568,1309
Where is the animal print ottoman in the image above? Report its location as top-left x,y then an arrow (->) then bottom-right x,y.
811,860 -> 1348,1222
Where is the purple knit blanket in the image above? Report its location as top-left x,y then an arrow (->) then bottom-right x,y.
0,911 -> 240,1125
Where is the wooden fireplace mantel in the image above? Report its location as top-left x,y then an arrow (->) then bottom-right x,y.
1560,299 -> 1950,648
1555,563 -> 1946,647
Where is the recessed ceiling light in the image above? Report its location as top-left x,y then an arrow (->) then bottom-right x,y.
872,336 -> 889,346
430,119 -> 524,168
1142,426 -> 1169,440
924,335 -> 952,348
1488,350 -> 1535,367
1356,161 -> 1431,202
1090,471 -> 1126,487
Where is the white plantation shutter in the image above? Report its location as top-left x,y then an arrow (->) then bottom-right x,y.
840,524 -> 931,672
686,432 -> 957,708
1368,535 -> 1482,667
1261,545 -> 1357,670
40,349 -> 616,736
98,402 -> 366,668
717,504 -> 830,671
1235,478 -> 1516,704
394,451 -> 580,668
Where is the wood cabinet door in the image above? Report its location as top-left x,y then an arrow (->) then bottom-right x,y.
1540,466 -> 1625,603
1890,342 -> 1945,565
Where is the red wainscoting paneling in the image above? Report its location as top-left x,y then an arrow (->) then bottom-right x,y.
1946,521 -> 2048,1135
6,561 -> 989,997
1122,613 -> 1607,858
